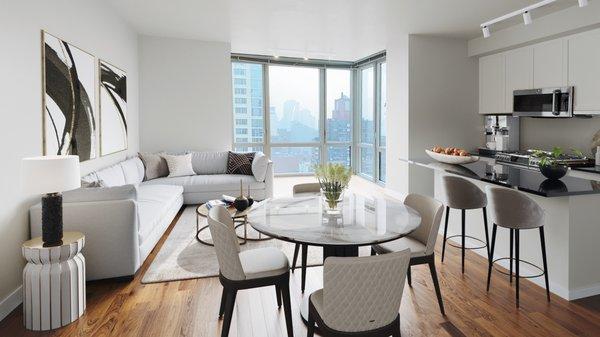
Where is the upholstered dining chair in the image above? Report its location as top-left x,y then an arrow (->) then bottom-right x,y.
208,206 -> 294,337
307,249 -> 411,337
371,193 -> 446,315
291,182 -> 321,293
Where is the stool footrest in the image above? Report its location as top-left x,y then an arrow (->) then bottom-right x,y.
491,257 -> 545,279
446,234 -> 487,250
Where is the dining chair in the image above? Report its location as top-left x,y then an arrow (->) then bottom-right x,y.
291,182 -> 321,293
307,249 -> 411,337
208,206 -> 294,337
371,193 -> 446,315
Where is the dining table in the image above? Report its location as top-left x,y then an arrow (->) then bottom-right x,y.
247,192 -> 423,326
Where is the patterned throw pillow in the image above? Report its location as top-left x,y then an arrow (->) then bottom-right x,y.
227,151 -> 255,175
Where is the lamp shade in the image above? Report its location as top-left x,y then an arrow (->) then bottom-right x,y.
22,155 -> 81,195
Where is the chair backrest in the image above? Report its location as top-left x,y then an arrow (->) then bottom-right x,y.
207,206 -> 245,280
322,249 -> 410,332
485,186 -> 544,229
404,194 -> 444,256
442,175 -> 487,210
292,183 -> 321,197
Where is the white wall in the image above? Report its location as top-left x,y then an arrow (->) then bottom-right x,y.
139,36 -> 233,153
0,0 -> 139,319
386,35 -> 481,196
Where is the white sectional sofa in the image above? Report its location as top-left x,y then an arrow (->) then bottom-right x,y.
30,151 -> 273,281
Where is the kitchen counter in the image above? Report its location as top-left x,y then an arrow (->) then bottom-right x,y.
401,157 -> 600,197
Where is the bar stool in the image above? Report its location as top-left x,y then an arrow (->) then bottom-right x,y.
291,183 -> 321,292
485,186 -> 550,307
441,176 -> 490,273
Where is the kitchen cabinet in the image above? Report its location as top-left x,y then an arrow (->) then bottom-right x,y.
568,29 -> 600,113
533,39 -> 567,88
505,47 -> 533,113
479,53 -> 505,114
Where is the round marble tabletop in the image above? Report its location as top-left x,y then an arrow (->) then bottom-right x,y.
247,193 -> 422,247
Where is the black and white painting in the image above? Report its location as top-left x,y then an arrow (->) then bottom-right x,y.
99,60 -> 127,155
43,31 -> 97,161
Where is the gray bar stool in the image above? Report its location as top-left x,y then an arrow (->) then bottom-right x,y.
485,186 -> 550,308
441,176 -> 490,273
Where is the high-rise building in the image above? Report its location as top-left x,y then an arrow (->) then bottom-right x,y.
232,62 -> 264,144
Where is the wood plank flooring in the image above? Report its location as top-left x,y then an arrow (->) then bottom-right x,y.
1,177 -> 599,336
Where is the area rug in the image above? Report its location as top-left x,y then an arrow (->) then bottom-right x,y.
142,206 -> 328,284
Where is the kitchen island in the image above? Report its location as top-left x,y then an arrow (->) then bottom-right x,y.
402,157 -> 600,300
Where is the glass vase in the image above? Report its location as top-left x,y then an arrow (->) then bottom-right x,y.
321,188 -> 345,215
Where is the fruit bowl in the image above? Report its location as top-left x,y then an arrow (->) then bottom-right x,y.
425,149 -> 479,164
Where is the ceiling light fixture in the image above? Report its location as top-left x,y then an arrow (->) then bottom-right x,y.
523,11 -> 533,25
480,0 -> 587,38
273,55 -> 279,59
303,56 -> 309,61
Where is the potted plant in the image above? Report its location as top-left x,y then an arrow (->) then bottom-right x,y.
314,163 -> 351,213
532,147 -> 583,180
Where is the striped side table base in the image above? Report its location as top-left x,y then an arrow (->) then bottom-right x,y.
22,232 -> 86,331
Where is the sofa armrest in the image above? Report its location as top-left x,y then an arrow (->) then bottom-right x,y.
264,160 -> 274,199
30,199 -> 140,280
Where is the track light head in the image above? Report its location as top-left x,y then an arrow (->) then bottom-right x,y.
482,26 -> 491,38
578,0 -> 588,7
523,11 -> 532,25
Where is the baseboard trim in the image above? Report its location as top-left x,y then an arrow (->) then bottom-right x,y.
569,282 -> 600,300
0,286 -> 22,323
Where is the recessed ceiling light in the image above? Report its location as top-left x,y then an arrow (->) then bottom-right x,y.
303,56 -> 309,61
273,55 -> 279,59
578,0 -> 588,7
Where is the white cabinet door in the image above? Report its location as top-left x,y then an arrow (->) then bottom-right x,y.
568,29 -> 600,112
479,54 -> 505,114
505,47 -> 533,113
533,39 -> 567,88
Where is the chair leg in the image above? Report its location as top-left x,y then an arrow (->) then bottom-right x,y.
307,311 -> 315,337
509,229 -> 514,284
486,224 -> 497,292
515,229 -> 520,308
275,284 -> 282,308
407,265 -> 412,287
280,278 -> 294,337
483,207 -> 490,260
301,244 -> 308,293
292,244 -> 299,272
441,206 -> 450,262
540,227 -> 551,302
218,288 -> 227,319
370,247 -> 376,256
461,209 -> 466,273
392,317 -> 402,337
428,257 -> 445,315
221,289 -> 237,337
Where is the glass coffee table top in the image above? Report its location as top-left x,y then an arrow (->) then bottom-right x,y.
247,193 -> 422,247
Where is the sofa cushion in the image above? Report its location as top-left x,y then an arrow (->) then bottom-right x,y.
138,152 -> 169,181
142,174 -> 264,193
190,151 -> 229,175
95,164 -> 126,187
136,184 -> 184,244
121,157 -> 145,184
227,152 -> 254,175
164,153 -> 196,178
252,152 -> 269,182
63,184 -> 137,203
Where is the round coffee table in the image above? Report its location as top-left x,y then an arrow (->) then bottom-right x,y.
196,203 -> 271,246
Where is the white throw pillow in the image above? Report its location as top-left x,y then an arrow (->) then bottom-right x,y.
164,153 -> 196,178
251,152 -> 269,182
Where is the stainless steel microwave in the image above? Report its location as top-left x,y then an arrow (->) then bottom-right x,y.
513,87 -> 573,117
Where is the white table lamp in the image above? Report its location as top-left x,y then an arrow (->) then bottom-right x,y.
22,155 -> 81,246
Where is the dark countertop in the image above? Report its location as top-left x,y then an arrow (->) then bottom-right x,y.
572,166 -> 600,174
402,157 -> 600,197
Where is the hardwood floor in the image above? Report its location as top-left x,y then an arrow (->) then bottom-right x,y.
2,178 -> 599,336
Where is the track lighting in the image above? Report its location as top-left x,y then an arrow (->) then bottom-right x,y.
523,11 -> 532,25
482,26 -> 491,38
578,0 -> 588,7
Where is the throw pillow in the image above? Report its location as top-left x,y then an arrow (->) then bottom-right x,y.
138,152 -> 169,180
227,151 -> 255,175
251,151 -> 269,182
164,153 -> 196,177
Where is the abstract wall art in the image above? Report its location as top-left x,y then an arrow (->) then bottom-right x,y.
99,60 -> 127,155
42,31 -> 97,161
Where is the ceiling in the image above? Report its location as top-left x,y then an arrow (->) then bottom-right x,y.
107,0 -> 576,61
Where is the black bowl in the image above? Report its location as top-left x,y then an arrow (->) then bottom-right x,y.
539,164 -> 568,180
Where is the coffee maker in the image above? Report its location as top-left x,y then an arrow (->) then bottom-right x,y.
480,115 -> 520,156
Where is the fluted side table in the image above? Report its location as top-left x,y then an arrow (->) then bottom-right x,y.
22,232 -> 86,330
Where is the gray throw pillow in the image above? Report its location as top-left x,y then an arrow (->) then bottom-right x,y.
227,151 -> 255,175
138,152 -> 169,181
